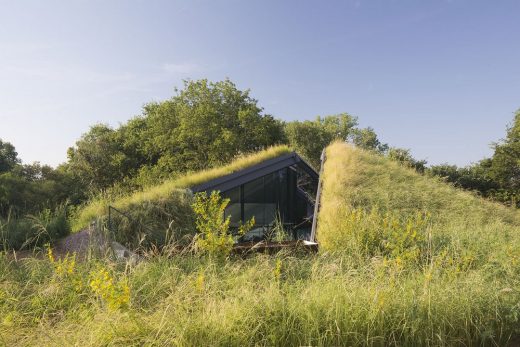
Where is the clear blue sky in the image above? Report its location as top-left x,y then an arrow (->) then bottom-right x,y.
1,0 -> 519,167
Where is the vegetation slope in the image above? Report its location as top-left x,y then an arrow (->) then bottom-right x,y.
317,141 -> 520,343
2,142 -> 520,346
72,145 -> 292,247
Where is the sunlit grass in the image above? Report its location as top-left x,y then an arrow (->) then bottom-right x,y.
3,142 -> 520,345
318,141 -> 520,250
1,251 -> 519,346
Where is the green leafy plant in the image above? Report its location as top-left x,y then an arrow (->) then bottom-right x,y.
192,191 -> 254,258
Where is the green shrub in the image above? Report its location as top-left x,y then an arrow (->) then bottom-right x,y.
0,204 -> 70,250
192,191 -> 254,258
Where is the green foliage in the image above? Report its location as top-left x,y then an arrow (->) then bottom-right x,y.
489,109 -> 520,191
0,215 -> 32,251
66,79 -> 286,192
0,139 -> 19,174
316,142 -> 520,342
192,191 -> 254,258
285,113 -> 387,168
192,191 -> 233,257
106,189 -> 195,249
0,139 -> 80,219
387,147 -> 427,173
139,79 -> 285,176
265,211 -> 291,242
3,82 -> 520,345
66,124 -> 138,192
318,142 -> 520,252
428,160 -> 501,197
1,253 -> 519,345
351,126 -> 389,153
324,207 -> 430,267
427,109 -> 520,207
285,114 -> 388,168
0,204 -> 70,250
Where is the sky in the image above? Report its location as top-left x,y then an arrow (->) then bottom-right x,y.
0,0 -> 519,167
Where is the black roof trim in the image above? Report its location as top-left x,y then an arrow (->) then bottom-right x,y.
190,152 -> 318,193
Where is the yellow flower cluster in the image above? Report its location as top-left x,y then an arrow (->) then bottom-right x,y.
47,246 -> 55,263
89,268 -> 130,310
47,246 -> 76,278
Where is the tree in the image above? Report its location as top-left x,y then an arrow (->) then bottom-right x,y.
65,79 -> 287,190
426,110 -> 520,206
139,79 -> 286,175
284,114 -> 387,168
285,114 -> 357,168
489,109 -> 520,191
0,139 -> 20,173
66,124 -> 135,192
428,161 -> 498,194
351,127 -> 388,152
387,147 -> 427,173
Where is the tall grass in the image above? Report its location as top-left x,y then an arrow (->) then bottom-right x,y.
318,142 -> 520,256
73,145 -> 292,231
0,205 -> 70,250
315,141 -> 520,343
106,189 -> 195,249
1,250 -> 519,346
2,142 -> 520,345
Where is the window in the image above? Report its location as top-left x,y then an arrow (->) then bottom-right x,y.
243,175 -> 277,226
221,187 -> 241,227
219,166 -> 315,242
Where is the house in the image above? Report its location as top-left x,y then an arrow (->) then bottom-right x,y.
190,152 -> 319,246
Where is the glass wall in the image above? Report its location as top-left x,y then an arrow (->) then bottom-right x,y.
220,167 -> 313,242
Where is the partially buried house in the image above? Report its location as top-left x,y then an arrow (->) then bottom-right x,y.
190,151 -> 319,245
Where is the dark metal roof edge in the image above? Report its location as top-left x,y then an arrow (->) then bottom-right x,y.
190,152 -> 296,192
190,151 -> 318,193
294,155 -> 319,180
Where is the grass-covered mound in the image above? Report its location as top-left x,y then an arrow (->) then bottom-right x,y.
318,141 -> 520,254
315,141 -> 520,342
72,145 -> 291,247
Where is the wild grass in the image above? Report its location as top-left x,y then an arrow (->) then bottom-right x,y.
105,189 -> 195,249
315,141 -> 520,343
1,250 -> 519,346
0,205 -> 70,250
3,142 -> 520,345
318,141 -> 520,252
73,145 -> 291,232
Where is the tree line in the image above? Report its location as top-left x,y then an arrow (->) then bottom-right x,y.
1,78 -> 519,221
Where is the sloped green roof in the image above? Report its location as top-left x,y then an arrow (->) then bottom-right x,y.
317,141 -> 520,250
73,145 -> 292,231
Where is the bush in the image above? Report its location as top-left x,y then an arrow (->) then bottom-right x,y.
0,204 -> 70,250
192,191 -> 254,258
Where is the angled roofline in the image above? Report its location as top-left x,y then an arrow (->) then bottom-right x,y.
190,152 -> 318,193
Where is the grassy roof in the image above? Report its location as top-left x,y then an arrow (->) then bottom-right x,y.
73,145 -> 292,231
317,141 -> 520,250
